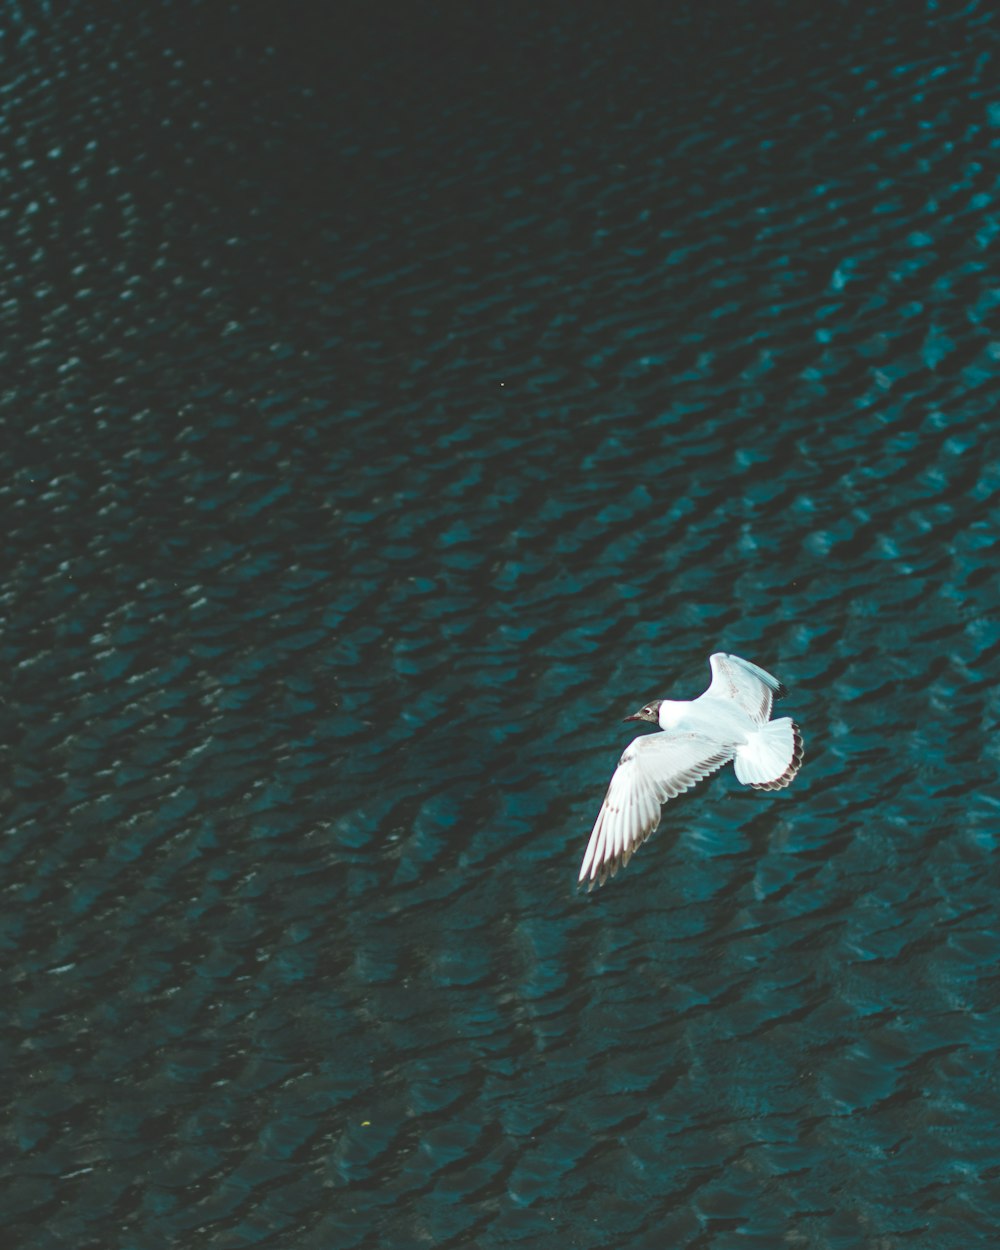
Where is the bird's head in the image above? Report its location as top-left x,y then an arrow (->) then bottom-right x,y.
623,700 -> 662,724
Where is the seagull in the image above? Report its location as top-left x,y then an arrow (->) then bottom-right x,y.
579,652 -> 803,889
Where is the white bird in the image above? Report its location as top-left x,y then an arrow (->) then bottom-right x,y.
579,652 -> 803,889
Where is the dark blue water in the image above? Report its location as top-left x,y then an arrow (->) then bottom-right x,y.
4,3 -> 1000,1246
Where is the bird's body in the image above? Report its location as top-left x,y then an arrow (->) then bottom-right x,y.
579,653 -> 803,888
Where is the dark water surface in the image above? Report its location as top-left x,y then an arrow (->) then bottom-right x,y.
4,3 -> 1000,1246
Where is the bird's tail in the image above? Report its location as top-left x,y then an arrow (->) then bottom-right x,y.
733,718 -> 803,790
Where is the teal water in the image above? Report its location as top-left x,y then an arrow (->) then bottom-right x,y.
3,3 -> 1000,1246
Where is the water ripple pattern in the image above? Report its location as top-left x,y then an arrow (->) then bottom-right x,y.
3,3 -> 1000,1247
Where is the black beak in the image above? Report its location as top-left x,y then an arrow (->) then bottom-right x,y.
622,712 -> 643,722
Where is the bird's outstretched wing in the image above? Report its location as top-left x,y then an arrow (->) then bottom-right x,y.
579,732 -> 734,889
706,652 -> 784,724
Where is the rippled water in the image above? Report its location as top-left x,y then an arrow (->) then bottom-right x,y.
4,3 -> 1000,1246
